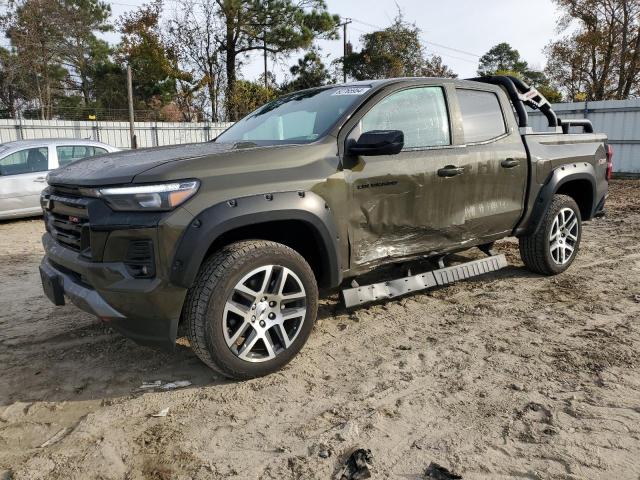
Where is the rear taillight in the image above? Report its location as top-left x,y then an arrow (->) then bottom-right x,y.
606,144 -> 614,181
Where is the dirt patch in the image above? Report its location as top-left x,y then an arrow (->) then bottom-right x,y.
1,180 -> 639,479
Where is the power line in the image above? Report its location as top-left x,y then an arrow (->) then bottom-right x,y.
350,18 -> 482,59
349,24 -> 479,65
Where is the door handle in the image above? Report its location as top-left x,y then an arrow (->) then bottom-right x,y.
501,158 -> 520,169
34,176 -> 46,183
437,165 -> 465,178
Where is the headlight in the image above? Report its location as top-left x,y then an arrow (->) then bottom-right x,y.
97,180 -> 200,211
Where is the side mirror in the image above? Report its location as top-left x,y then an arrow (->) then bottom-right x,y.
347,130 -> 404,156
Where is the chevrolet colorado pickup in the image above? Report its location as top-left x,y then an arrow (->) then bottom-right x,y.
39,76 -> 612,379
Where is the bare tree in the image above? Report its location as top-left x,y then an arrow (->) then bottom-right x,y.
546,0 -> 640,100
166,0 -> 225,121
2,0 -> 67,118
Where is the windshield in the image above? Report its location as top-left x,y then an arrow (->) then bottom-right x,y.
216,86 -> 372,145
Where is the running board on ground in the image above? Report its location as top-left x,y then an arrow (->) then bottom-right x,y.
342,254 -> 508,308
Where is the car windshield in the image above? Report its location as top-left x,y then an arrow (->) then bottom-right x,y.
215,86 -> 372,145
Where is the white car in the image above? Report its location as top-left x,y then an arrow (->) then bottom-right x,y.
0,139 -> 119,220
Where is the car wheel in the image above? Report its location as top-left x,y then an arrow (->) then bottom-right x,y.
519,194 -> 582,276
184,240 -> 318,379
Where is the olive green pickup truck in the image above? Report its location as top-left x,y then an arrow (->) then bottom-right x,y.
39,76 -> 612,379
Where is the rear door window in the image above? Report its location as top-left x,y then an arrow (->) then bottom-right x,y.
56,145 -> 102,167
0,147 -> 49,176
457,89 -> 506,143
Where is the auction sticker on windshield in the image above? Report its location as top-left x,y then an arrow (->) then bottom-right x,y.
332,87 -> 371,96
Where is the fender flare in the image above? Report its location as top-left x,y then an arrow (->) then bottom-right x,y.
528,162 -> 597,235
169,191 -> 342,289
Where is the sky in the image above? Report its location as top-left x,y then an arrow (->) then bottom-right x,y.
11,0 -> 564,82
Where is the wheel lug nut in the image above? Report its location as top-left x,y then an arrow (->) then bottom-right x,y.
259,320 -> 266,327
261,297 -> 267,302
252,304 -> 256,310
268,312 -> 276,320
269,301 -> 276,308
251,316 -> 256,322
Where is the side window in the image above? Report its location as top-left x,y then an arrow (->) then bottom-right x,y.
0,147 -> 49,176
56,145 -> 95,167
357,87 -> 450,149
457,89 -> 506,143
93,147 -> 108,156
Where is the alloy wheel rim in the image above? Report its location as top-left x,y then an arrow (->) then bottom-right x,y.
549,208 -> 579,265
223,265 -> 307,362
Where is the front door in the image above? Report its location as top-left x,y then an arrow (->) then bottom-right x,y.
0,146 -> 50,217
342,85 -> 470,270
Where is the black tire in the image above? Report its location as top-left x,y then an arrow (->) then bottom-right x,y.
183,240 -> 318,379
519,194 -> 582,276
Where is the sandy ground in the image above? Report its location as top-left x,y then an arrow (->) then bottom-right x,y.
0,180 -> 639,480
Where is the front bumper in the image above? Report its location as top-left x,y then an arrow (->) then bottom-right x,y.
40,232 -> 187,349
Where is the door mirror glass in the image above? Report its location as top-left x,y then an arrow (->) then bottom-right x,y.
347,130 -> 404,156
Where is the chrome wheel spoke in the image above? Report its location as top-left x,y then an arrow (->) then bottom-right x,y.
281,291 -> 306,301
550,217 -> 560,240
275,269 -> 289,295
225,300 -> 249,318
273,324 -> 292,348
282,307 -> 306,321
258,265 -> 274,294
234,282 -> 260,300
226,320 -> 250,347
237,329 -> 260,359
263,331 -> 277,358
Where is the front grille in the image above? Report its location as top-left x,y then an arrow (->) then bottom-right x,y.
48,211 -> 88,251
44,188 -> 91,253
50,185 -> 83,198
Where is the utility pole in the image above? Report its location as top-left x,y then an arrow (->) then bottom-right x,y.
340,19 -> 352,83
126,65 -> 137,149
263,32 -> 268,90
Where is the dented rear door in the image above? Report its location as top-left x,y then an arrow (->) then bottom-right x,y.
454,88 -> 528,240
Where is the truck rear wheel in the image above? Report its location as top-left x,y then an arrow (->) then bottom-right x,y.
519,194 -> 582,276
183,240 -> 318,379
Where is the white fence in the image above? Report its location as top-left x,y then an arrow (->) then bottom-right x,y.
0,119 -> 234,149
528,99 -> 640,174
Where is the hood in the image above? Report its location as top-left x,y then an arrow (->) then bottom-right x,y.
47,142 -> 238,187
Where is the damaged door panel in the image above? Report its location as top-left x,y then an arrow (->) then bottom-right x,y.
343,86 -> 472,270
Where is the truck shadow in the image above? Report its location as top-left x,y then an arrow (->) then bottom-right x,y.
0,313 -> 229,407
1,253 -> 536,407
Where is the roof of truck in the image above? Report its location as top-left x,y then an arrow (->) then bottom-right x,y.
337,77 -> 496,89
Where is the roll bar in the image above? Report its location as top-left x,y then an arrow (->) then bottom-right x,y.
558,118 -> 594,134
466,75 -> 594,133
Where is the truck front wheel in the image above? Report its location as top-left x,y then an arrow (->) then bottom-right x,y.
183,240 -> 319,379
519,194 -> 582,276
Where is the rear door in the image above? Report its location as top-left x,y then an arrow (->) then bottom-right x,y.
342,84 -> 472,269
454,88 -> 528,239
0,146 -> 50,217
